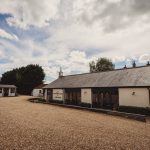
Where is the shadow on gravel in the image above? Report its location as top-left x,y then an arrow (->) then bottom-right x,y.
28,98 -> 46,103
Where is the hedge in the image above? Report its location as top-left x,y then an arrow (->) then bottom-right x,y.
50,100 -> 63,104
80,102 -> 92,108
29,98 -> 46,103
118,106 -> 150,116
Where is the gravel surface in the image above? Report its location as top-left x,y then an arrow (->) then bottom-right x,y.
0,96 -> 150,150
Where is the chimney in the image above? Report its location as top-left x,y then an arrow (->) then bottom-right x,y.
124,65 -> 127,69
147,61 -> 150,66
132,60 -> 136,68
59,67 -> 63,78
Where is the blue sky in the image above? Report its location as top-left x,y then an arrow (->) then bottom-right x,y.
0,0 -> 150,83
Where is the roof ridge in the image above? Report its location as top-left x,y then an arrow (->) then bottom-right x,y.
44,65 -> 150,88
62,65 -> 150,77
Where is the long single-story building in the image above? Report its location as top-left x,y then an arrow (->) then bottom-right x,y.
43,66 -> 150,109
0,84 -> 17,97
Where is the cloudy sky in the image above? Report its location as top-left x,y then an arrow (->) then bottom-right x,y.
0,0 -> 150,82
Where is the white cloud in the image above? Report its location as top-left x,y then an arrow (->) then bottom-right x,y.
1,0 -> 150,30
0,29 -> 18,40
0,0 -> 60,29
0,0 -> 150,82
139,54 -> 150,63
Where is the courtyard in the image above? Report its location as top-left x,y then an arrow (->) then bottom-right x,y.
0,96 -> 150,150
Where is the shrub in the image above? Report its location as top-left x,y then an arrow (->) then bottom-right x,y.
29,98 -> 46,103
64,100 -> 80,106
50,100 -> 63,104
37,98 -> 46,103
80,102 -> 91,108
118,106 -> 150,116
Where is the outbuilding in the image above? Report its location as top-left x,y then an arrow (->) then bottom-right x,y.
32,84 -> 47,97
43,66 -> 150,110
0,84 -> 17,97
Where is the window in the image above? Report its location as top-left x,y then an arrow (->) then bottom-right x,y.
47,89 -> 52,95
39,90 -> 43,94
11,88 -> 15,93
0,88 -> 2,93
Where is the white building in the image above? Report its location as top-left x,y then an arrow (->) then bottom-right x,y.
32,84 -> 47,97
43,66 -> 150,110
0,84 -> 17,97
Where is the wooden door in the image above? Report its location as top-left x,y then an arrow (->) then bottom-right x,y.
47,89 -> 52,101
92,88 -> 119,109
65,89 -> 81,105
3,88 -> 9,96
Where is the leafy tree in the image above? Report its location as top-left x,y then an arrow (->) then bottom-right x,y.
89,61 -> 96,73
89,58 -> 115,73
1,64 -> 45,95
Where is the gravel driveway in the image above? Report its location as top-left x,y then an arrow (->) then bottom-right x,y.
0,96 -> 150,150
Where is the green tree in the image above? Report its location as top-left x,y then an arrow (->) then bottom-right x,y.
1,64 -> 45,95
89,61 -> 96,73
89,58 -> 115,73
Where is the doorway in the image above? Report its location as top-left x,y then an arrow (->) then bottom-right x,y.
47,89 -> 52,102
64,88 -> 81,105
92,88 -> 119,109
3,88 -> 9,97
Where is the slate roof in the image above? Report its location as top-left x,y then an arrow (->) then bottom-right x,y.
44,66 -> 150,89
34,84 -> 47,89
0,84 -> 16,88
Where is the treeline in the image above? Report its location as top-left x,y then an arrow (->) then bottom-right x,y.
0,64 -> 45,95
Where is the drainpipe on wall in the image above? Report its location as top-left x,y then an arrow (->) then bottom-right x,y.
63,89 -> 65,104
148,88 -> 150,107
91,89 -> 93,108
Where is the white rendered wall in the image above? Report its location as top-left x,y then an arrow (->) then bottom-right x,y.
119,88 -> 150,107
0,88 -> 3,97
44,89 -> 47,100
8,88 -> 16,96
0,94 -> 2,97
81,88 -> 92,104
32,89 -> 43,97
53,89 -> 64,101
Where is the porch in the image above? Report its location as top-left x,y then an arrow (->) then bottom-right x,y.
0,87 -> 16,97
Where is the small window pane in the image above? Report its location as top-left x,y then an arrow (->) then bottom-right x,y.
11,88 -> 15,93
